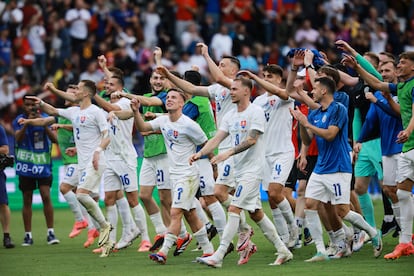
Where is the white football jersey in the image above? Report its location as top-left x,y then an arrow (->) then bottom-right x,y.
106,97 -> 137,166
208,83 -> 232,150
149,114 -> 207,177
58,104 -> 108,169
220,103 -> 265,177
253,92 -> 294,155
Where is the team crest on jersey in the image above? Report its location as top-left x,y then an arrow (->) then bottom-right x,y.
80,116 -> 86,123
221,90 -> 227,99
240,120 -> 247,129
269,99 -> 276,106
322,114 -> 327,123
167,129 -> 179,139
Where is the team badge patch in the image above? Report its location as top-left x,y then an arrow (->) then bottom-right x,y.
240,120 -> 247,129
80,116 -> 86,123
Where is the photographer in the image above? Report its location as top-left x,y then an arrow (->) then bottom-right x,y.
12,95 -> 59,246
0,123 -> 14,248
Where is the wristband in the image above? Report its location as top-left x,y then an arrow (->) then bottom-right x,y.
291,66 -> 298,72
305,64 -> 315,70
39,100 -> 44,107
95,147 -> 103,153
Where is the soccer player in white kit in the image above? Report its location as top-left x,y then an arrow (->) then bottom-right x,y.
191,77 -> 293,268
242,65 -> 299,249
157,43 -> 253,254
94,75 -> 150,252
29,80 -> 113,257
130,89 -> 214,264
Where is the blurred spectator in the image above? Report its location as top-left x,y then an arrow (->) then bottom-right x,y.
0,73 -> 18,118
237,45 -> 259,73
353,26 -> 371,54
1,0 -> 23,41
110,0 -> 137,30
65,0 -> 91,54
174,0 -> 198,45
132,42 -> 152,93
13,27 -> 34,78
204,0 -> 221,34
27,15 -> 46,84
275,11 -> 298,48
79,34 -> 99,72
79,60 -> 104,85
189,46 -> 209,80
13,75 -> 31,112
221,0 -> 237,33
294,19 -> 319,49
180,22 -> 203,54
142,1 -> 161,48
210,24 -> 233,62
21,0 -> 41,30
89,0 -> 113,43
116,25 -> 137,58
387,20 -> 404,55
370,22 -> 388,54
113,46 -> 136,90
175,51 -> 193,76
49,18 -> 71,75
233,0 -> 254,35
0,26 -> 11,77
232,22 -> 253,56
54,62 -> 77,91
323,0 -> 345,28
200,14 -> 216,46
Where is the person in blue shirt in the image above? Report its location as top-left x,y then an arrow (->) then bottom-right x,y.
12,95 -> 59,246
355,60 -> 403,237
290,76 -> 382,262
0,124 -> 14,248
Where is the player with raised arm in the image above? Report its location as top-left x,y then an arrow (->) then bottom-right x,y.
93,72 -> 151,253
17,85 -> 100,247
192,77 -> 292,268
242,65 -> 299,251
342,52 -> 414,259
130,89 -> 214,264
31,80 -> 114,257
157,43 -> 253,254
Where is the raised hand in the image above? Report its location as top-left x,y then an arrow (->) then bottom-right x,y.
130,98 -> 141,112
341,53 -> 358,69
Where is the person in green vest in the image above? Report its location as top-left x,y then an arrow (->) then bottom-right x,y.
343,51 -> 414,259
112,66 -> 174,253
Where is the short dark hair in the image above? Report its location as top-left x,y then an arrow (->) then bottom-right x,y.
315,77 -> 335,95
222,55 -> 241,70
234,76 -> 253,90
167,88 -> 186,102
68,84 -> 77,89
399,51 -> 414,62
170,70 -> 183,79
363,52 -> 380,68
263,64 -> 283,77
80,80 -> 97,97
108,67 -> 124,78
184,70 -> 201,85
317,65 -> 340,86
110,75 -> 124,87
380,60 -> 396,69
379,51 -> 396,63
